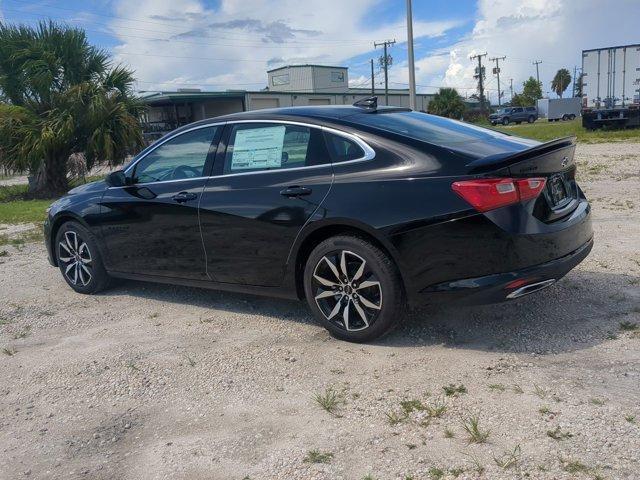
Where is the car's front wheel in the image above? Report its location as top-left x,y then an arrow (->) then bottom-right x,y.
502,117 -> 510,125
55,221 -> 111,294
303,235 -> 405,342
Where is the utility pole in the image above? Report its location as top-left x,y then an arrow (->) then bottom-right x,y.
490,55 -> 506,107
374,39 -> 396,106
533,60 -> 542,86
370,58 -> 375,96
405,0 -> 417,110
509,78 -> 514,101
470,52 -> 487,114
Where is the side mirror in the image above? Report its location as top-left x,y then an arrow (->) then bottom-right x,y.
105,170 -> 129,187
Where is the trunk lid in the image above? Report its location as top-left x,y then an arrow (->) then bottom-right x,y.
465,136 -> 580,223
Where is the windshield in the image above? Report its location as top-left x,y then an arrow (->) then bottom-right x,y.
350,111 -> 511,145
496,108 -> 510,114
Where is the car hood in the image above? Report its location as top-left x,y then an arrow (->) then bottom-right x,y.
67,179 -> 109,195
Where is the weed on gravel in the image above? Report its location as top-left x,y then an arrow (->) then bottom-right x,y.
590,398 -> 606,406
183,354 -> 196,367
443,384 -> 467,397
2,346 -> 17,356
546,426 -> 573,440
462,415 -> 490,444
12,325 -> 31,339
303,449 -> 333,464
443,427 -> 455,438
561,458 -> 590,474
625,415 -> 636,423
385,409 -> 407,426
511,384 -> 524,394
400,399 -> 426,414
493,445 -> 521,469
533,384 -> 548,398
424,396 -> 447,418
488,383 -> 506,392
314,387 -> 342,416
619,321 -> 639,331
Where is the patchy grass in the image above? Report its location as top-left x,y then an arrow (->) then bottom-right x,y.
462,415 -> 490,444
0,175 -> 105,225
400,399 -> 426,414
538,406 -> 555,416
0,227 -> 44,248
444,427 -> 455,438
624,415 -> 636,423
511,384 -> 524,394
492,118 -> 640,143
314,387 -> 342,416
590,398 -> 606,406
303,449 -> 334,464
12,325 -> 31,340
561,459 -> 590,474
428,467 -> 445,479
442,384 -> 467,397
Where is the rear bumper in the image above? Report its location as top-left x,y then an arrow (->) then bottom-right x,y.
418,236 -> 593,305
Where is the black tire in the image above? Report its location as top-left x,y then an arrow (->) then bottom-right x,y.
502,117 -> 509,125
303,235 -> 405,342
55,221 -> 111,294
562,114 -> 569,121
527,115 -> 535,123
568,114 -> 576,120
490,121 -> 497,126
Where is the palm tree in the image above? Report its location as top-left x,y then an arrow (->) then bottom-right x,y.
551,68 -> 572,98
0,21 -> 144,196
428,88 -> 467,119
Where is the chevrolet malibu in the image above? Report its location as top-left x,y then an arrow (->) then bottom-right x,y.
45,98 -> 593,342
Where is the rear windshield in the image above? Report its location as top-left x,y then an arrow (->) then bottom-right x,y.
349,111 -> 510,145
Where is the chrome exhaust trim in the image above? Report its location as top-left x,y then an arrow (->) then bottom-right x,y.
506,279 -> 556,299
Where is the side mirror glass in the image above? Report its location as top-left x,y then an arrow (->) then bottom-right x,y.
105,170 -> 128,187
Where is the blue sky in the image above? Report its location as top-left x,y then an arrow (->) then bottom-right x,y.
1,0 -> 639,101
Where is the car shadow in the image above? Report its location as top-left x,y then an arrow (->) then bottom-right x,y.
105,268 -> 638,355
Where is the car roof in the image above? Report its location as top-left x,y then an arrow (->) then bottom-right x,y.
198,105 -> 412,125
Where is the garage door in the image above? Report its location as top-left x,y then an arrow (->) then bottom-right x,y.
251,98 -> 280,110
308,98 -> 331,105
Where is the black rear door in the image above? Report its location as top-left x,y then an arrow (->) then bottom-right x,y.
199,121 -> 333,286
100,125 -> 221,279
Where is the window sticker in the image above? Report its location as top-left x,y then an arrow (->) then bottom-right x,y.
231,126 -> 286,170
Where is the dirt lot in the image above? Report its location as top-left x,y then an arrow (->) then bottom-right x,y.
1,143 -> 639,480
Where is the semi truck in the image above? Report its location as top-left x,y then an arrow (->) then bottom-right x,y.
537,98 -> 582,121
581,44 -> 640,130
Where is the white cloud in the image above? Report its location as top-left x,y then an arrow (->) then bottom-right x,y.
409,0 -> 640,101
108,0 -> 462,92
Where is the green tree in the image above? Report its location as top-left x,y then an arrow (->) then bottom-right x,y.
551,68 -> 571,98
0,21 -> 144,196
522,77 -> 543,103
428,88 -> 467,119
574,72 -> 584,98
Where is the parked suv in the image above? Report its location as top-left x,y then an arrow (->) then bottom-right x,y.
490,106 -> 538,125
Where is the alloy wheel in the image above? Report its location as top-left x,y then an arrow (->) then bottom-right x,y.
312,250 -> 383,331
58,230 -> 93,287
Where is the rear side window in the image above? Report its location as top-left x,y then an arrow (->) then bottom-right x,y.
350,111 -> 510,145
223,123 -> 329,174
324,132 -> 365,163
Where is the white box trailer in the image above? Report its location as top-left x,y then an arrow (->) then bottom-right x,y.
537,98 -> 582,121
581,44 -> 640,129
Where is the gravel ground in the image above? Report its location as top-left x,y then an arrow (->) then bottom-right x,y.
0,142 -> 639,480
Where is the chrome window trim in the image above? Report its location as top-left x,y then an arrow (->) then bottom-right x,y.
110,119 -> 375,189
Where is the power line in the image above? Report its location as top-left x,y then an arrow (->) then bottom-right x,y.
489,55 -> 506,107
374,39 -> 396,105
470,52 -> 487,114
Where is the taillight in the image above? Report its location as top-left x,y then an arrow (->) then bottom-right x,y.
451,177 -> 546,212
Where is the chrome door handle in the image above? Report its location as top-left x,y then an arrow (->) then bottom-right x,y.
172,192 -> 197,203
280,186 -> 312,197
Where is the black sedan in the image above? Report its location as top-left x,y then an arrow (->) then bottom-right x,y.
44,98 -> 593,342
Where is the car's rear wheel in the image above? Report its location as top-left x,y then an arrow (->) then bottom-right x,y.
303,235 -> 404,342
568,114 -> 576,120
502,117 -> 509,125
562,114 -> 569,121
527,115 -> 535,123
55,221 -> 111,294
